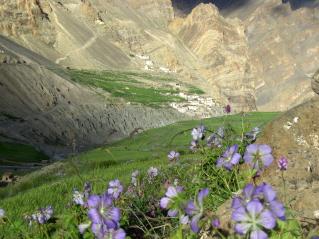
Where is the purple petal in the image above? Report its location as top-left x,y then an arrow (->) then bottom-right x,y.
243,183 -> 255,199
160,197 -> 170,209
190,214 -> 201,233
216,157 -> 224,167
232,197 -> 242,209
258,209 -> 276,229
101,194 -> 113,207
88,208 -> 102,224
197,188 -> 209,206
229,144 -> 239,154
270,200 -> 285,219
235,223 -> 251,235
232,206 -> 248,222
168,209 -> 178,217
261,154 -> 274,167
246,200 -> 263,218
231,153 -> 241,165
185,201 -> 197,215
251,229 -> 268,239
104,219 -> 118,229
91,223 -> 103,238
113,228 -> 126,239
243,153 -> 253,164
87,195 -> 100,208
262,184 -> 276,202
109,207 -> 121,222
246,144 -> 259,154
259,145 -> 272,154
166,186 -> 178,198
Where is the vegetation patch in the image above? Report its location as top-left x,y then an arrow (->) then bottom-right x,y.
68,69 -> 204,107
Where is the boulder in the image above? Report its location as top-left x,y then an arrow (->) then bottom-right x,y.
312,70 -> 319,95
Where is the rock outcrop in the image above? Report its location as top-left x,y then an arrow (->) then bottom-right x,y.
312,69 -> 319,95
170,3 -> 256,111
224,0 -> 319,111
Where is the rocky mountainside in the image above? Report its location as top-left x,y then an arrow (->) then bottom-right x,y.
0,38 -> 187,158
2,0 -> 317,111
0,0 -> 257,111
223,0 -> 319,111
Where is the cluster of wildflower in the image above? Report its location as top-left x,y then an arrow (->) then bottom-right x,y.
277,156 -> 288,171
131,170 -> 139,187
216,144 -> 241,170
25,206 -> 53,226
77,179 -> 125,239
73,181 -> 92,206
108,179 -> 124,200
207,126 -> 224,148
216,142 -> 274,174
167,151 -> 180,162
147,167 -> 158,180
231,183 -> 285,238
160,186 -> 184,218
190,125 -> 206,152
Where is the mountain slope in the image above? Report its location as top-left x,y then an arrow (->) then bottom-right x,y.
223,0 -> 319,110
0,0 -> 257,111
0,38 -> 188,158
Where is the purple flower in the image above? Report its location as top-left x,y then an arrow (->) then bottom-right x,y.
88,194 -> 120,230
244,144 -> 274,173
190,140 -> 198,152
277,156 -> 288,171
212,218 -> 220,228
108,179 -> 123,199
224,104 -> 231,114
232,199 -> 276,238
185,188 -> 209,233
160,186 -> 183,217
91,224 -> 126,239
192,125 -> 205,141
30,206 -> 53,224
168,151 -> 180,162
131,170 -> 139,186
73,190 -> 85,206
216,144 -> 241,170
232,183 -> 285,221
0,208 -> 5,219
147,167 -> 158,179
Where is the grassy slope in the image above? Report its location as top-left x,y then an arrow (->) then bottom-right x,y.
68,70 -> 204,107
0,112 -> 279,223
0,142 -> 48,164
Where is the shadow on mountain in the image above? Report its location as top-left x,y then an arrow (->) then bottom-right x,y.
287,0 -> 319,9
172,0 -> 318,14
